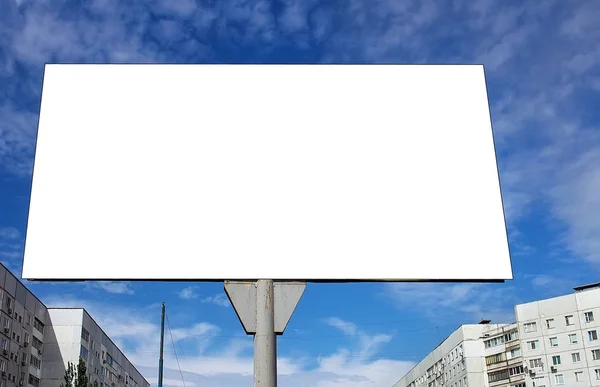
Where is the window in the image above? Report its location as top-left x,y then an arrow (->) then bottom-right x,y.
29,356 -> 41,369
0,359 -> 5,372
505,330 -> 519,342
28,374 -> 40,387
527,340 -> 539,350
575,371 -> 583,382
593,349 -> 600,360
31,336 -> 42,351
524,322 -> 537,333
589,330 -> 598,341
80,345 -> 89,360
26,314 -> 31,325
572,352 -> 581,362
546,319 -> 555,329
484,336 -> 506,348
565,315 -> 574,326
550,337 -> 558,347
33,318 -> 44,334
507,348 -> 521,359
554,374 -> 564,385
569,333 -> 578,344
585,311 -> 595,323
82,328 -> 90,342
508,365 -> 523,376
552,355 -> 561,365
595,369 -> 600,380
530,358 -> 543,368
486,353 -> 504,365
488,369 -> 509,383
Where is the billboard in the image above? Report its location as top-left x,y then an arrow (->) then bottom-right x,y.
22,64 -> 512,281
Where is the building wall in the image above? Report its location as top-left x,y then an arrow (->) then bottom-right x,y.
392,285 -> 600,387
0,264 -> 149,387
515,287 -> 600,387
393,324 -> 509,387
0,264 -> 47,387
481,323 -> 524,387
43,309 -> 149,387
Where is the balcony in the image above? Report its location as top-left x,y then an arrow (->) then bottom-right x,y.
510,373 -> 525,382
505,340 -> 520,350
486,361 -> 507,372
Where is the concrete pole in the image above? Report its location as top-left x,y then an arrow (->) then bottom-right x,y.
254,279 -> 277,387
158,302 -> 165,387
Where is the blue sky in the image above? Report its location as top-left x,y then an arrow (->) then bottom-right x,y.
1,0 -> 600,386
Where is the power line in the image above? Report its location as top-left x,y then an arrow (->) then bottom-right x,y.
165,311 -> 186,387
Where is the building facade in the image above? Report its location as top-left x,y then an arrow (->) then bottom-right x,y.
0,264 -> 148,387
393,323 -> 509,387
393,284 -> 600,387
0,264 -> 47,387
481,323 -> 525,387
42,309 -> 149,387
515,284 -> 600,387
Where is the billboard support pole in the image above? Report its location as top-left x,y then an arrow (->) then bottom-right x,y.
255,279 -> 277,386
225,280 -> 306,387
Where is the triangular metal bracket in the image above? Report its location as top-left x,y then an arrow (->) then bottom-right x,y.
224,280 -> 306,335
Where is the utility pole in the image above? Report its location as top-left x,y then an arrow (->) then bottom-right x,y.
158,302 -> 166,387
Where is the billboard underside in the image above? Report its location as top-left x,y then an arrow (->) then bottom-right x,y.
22,64 -> 513,281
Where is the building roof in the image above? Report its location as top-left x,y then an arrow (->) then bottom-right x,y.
573,282 -> 600,292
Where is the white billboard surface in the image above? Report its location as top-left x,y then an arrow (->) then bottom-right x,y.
22,64 -> 512,281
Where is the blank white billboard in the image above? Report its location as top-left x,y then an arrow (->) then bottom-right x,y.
22,64 -> 512,281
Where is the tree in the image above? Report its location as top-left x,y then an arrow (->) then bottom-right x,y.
76,358 -> 88,387
60,358 -> 89,387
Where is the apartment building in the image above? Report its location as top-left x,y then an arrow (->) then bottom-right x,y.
481,323 -> 525,387
393,323 -> 510,387
0,263 -> 149,387
41,309 -> 149,387
515,283 -> 600,387
393,283 -> 600,387
0,264 -> 47,387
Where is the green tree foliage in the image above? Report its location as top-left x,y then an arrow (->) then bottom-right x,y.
60,358 -> 89,387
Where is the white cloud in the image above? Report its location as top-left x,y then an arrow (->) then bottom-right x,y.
178,286 -> 198,300
86,281 -> 135,295
200,294 -> 230,307
177,287 -> 229,307
0,227 -> 20,239
383,283 -> 518,325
